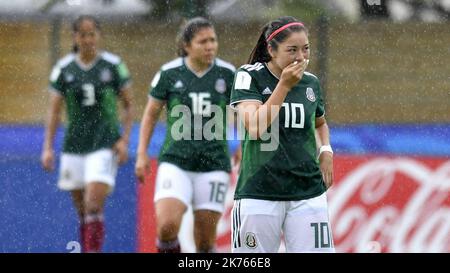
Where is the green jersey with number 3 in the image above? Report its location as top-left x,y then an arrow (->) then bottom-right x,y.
230,62 -> 327,201
150,57 -> 235,172
49,51 -> 131,154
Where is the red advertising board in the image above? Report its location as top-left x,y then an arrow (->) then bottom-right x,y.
138,155 -> 450,253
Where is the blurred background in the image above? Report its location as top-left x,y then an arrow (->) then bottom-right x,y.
0,0 -> 449,253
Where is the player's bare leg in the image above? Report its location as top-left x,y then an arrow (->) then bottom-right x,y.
194,210 -> 221,253
70,189 -> 85,219
155,198 -> 186,253
70,189 -> 85,249
83,182 -> 110,253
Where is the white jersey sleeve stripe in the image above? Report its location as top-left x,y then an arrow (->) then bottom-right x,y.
161,58 -> 183,71
216,58 -> 236,72
101,51 -> 121,64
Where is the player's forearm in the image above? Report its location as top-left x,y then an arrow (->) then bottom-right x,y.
246,84 -> 290,138
43,117 -> 59,150
118,88 -> 133,144
120,104 -> 134,144
137,102 -> 161,156
315,119 -> 330,146
43,97 -> 62,150
137,117 -> 155,156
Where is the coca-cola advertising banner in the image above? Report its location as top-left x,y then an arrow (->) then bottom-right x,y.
329,155 -> 449,253
138,155 -> 450,253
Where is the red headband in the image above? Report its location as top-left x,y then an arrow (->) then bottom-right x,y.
266,22 -> 304,42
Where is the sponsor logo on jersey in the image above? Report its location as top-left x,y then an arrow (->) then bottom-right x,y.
244,232 -> 257,249
174,80 -> 184,89
64,73 -> 74,83
100,69 -> 112,82
215,78 -> 226,93
262,87 -> 272,95
306,87 -> 316,102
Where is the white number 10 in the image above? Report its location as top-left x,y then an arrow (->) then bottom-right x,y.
282,103 -> 304,128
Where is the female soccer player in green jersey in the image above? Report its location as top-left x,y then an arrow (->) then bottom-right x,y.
135,17 -> 236,253
230,16 -> 335,253
41,15 -> 134,252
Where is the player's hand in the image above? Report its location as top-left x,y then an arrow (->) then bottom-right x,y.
113,138 -> 128,165
280,59 -> 308,90
135,153 -> 150,184
319,151 -> 333,189
41,148 -> 55,172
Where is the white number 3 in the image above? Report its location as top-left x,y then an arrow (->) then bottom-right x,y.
82,83 -> 96,106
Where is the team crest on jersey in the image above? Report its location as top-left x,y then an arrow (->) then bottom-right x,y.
244,232 -> 257,249
100,69 -> 112,82
306,87 -> 316,102
215,78 -> 226,93
64,73 -> 74,83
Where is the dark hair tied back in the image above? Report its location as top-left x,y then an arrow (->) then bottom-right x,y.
247,16 -> 308,64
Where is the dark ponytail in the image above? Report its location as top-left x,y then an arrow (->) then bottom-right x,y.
177,17 -> 214,57
248,16 -> 308,64
247,25 -> 271,64
72,15 -> 101,53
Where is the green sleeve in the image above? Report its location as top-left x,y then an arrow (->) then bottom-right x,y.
116,62 -> 131,91
315,79 -> 325,117
230,68 -> 262,107
49,64 -> 65,95
149,70 -> 169,100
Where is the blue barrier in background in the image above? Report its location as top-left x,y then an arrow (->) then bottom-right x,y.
331,123 -> 450,156
0,123 -> 449,252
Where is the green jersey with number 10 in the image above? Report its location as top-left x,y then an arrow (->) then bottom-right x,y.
230,62 -> 327,201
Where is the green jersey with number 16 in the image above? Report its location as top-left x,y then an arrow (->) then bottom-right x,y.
150,57 -> 235,172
